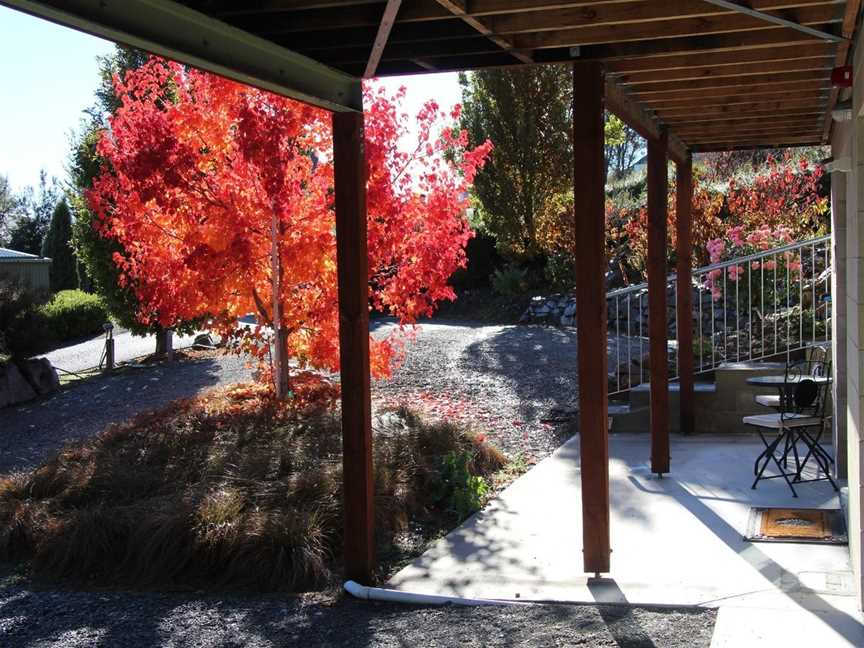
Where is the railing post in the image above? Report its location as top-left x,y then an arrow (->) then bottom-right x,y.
648,127 -> 670,476
675,156 -> 695,435
333,109 -> 375,585
572,61 -> 610,575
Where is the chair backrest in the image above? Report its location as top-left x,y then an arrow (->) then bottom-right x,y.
782,359 -> 831,420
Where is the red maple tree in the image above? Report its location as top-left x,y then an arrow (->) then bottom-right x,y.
87,57 -> 491,394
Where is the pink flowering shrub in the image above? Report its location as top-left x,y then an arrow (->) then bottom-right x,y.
704,224 -> 801,300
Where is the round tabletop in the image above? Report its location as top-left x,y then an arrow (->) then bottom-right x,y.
746,374 -> 831,386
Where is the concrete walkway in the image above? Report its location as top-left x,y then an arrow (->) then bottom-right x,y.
390,434 -> 864,647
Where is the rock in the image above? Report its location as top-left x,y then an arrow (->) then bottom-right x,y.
0,362 -> 37,408
17,358 -> 59,396
561,315 -> 575,327
564,302 -> 577,317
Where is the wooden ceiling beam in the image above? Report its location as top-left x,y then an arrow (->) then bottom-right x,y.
678,124 -> 824,139
672,114 -> 824,129
212,0 -> 843,22
604,77 -> 689,164
654,98 -> 827,115
641,82 -> 829,104
615,56 -> 834,84
485,0 -> 845,36
691,138 -> 822,151
664,110 -> 825,124
686,132 -> 821,145
644,90 -> 829,109
580,24 -> 832,59
699,0 -> 844,41
605,42 -> 836,73
627,69 -> 829,94
363,0 -> 401,77
513,5 -> 842,50
433,0 -> 533,63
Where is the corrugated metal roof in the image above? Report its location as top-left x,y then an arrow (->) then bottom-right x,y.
0,248 -> 51,263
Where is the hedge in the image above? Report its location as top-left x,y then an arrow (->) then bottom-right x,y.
39,290 -> 109,342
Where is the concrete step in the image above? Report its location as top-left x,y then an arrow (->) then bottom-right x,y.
629,380 -> 716,409
613,361 -> 833,434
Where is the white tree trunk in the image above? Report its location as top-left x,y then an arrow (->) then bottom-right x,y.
271,208 -> 289,399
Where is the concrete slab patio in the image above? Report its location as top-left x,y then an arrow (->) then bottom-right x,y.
390,434 -> 864,647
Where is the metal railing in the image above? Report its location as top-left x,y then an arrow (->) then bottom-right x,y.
606,234 -> 832,396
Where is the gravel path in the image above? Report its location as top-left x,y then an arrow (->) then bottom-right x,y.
374,319 -> 637,461
3,319 -> 600,474
40,330 -> 202,375
0,352 -> 253,474
0,582 -> 716,648
0,320 -> 717,647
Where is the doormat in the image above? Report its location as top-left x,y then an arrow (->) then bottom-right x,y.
745,508 -> 847,545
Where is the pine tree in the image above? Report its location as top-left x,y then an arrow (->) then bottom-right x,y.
41,198 -> 77,291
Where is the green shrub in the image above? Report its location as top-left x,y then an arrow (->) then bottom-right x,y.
431,450 -> 489,519
39,290 -> 108,342
491,265 -> 528,296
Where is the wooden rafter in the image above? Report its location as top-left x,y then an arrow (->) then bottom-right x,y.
605,78 -> 688,164
433,0 -> 533,63
513,5 -> 843,50
700,0 -> 844,41
364,0 -> 402,78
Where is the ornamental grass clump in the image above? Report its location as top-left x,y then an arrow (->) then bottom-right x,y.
0,376 -> 504,591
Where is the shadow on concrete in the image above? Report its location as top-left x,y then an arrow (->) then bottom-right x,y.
628,465 -> 863,646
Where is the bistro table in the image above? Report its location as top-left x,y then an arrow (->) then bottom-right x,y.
746,374 -> 831,388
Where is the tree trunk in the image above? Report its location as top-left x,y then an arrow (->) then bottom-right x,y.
155,327 -> 172,357
271,207 -> 289,399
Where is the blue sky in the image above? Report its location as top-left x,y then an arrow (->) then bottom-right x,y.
0,5 -> 462,194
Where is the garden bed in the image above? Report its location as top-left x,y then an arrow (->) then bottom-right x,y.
0,376 -> 505,591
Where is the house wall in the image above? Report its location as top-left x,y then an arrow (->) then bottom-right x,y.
833,168 -> 849,480
0,261 -> 50,295
833,23 -> 864,610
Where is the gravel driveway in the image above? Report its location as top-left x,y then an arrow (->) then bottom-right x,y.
0,353 -> 253,474
0,319 -> 717,647
3,319 -> 588,474
0,581 -> 716,648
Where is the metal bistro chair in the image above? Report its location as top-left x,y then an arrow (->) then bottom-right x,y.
744,360 -> 836,497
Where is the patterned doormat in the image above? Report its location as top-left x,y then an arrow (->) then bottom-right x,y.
745,508 -> 847,544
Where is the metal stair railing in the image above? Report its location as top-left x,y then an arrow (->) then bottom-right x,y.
606,234 -> 832,396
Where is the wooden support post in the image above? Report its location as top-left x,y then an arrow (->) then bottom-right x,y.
648,128 -> 670,476
333,110 -> 375,585
572,61 -> 610,575
675,156 -> 695,436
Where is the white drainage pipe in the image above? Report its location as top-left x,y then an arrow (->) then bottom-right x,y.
344,581 -> 526,607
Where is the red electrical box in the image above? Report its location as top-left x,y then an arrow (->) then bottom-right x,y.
832,66 -> 853,87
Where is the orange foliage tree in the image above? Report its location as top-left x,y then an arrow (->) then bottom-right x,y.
88,57 -> 491,395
